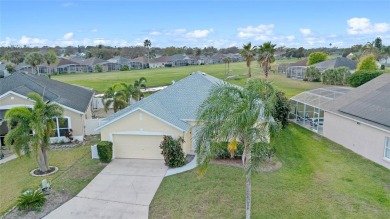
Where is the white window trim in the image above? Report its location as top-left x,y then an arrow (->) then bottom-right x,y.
53,116 -> 71,137
384,137 -> 390,162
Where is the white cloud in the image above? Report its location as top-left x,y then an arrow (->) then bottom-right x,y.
18,36 -> 47,45
347,17 -> 390,35
186,28 -> 213,38
237,24 -> 274,38
149,31 -> 161,36
61,2 -> 76,8
299,28 -> 311,36
91,29 -> 98,33
0,37 -> 14,47
63,32 -> 74,40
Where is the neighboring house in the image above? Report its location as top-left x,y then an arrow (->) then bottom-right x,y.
96,72 -> 228,160
149,56 -> 173,68
79,57 -> 121,72
107,56 -> 132,69
322,74 -> 390,169
56,58 -> 92,74
313,57 -> 358,72
130,57 -> 148,69
285,59 -> 308,79
0,72 -> 94,144
379,57 -> 390,67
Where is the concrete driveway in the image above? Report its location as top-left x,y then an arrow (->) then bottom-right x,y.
45,159 -> 167,219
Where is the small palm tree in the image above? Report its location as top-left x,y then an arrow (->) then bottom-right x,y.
103,86 -> 127,113
5,93 -> 63,172
240,43 -> 257,78
258,42 -> 277,78
25,52 -> 44,75
196,79 -> 280,219
133,77 -> 147,100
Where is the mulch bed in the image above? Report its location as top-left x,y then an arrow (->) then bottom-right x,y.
32,167 -> 57,176
3,189 -> 72,219
211,158 -> 282,172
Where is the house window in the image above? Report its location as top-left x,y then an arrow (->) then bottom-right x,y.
51,117 -> 70,137
385,137 -> 390,160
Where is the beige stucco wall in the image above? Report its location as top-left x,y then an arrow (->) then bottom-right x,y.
100,110 -> 192,154
0,92 -> 85,140
323,112 -> 390,169
84,102 -> 93,119
0,93 -> 34,107
63,108 -> 84,138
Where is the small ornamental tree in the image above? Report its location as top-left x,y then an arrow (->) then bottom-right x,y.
160,136 -> 185,168
272,90 -> 290,128
357,54 -> 378,71
95,64 -> 103,72
307,52 -> 328,65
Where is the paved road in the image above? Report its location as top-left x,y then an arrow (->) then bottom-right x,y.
45,159 -> 167,219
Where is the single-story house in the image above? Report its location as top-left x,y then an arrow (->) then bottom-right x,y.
313,57 -> 357,72
322,74 -> 390,169
0,72 -> 94,144
96,71 -> 225,159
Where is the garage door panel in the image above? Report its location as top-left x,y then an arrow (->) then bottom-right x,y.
113,135 -> 164,159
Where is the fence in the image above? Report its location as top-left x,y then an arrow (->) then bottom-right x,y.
85,118 -> 104,135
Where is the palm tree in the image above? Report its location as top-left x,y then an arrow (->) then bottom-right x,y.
195,79 -> 280,219
133,77 -> 147,100
4,50 -> 25,66
103,86 -> 127,113
4,93 -> 63,172
257,42 -> 277,78
25,52 -> 44,74
222,57 -> 232,75
144,39 -> 151,66
240,43 -> 257,78
44,50 -> 57,75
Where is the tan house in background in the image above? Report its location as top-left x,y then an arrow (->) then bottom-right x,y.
323,74 -> 390,169
96,71 -> 225,160
0,73 -> 94,144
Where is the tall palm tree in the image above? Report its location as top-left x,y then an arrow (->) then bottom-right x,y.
195,79 -> 280,219
25,52 -> 44,74
44,50 -> 57,75
144,39 -> 151,66
4,93 -> 63,172
258,42 -> 277,78
103,86 -> 127,113
240,43 -> 257,78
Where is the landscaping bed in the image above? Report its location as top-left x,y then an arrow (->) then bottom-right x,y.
0,135 -> 106,217
150,124 -> 390,218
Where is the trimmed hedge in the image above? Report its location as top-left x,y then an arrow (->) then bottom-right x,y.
348,70 -> 383,87
97,141 -> 113,163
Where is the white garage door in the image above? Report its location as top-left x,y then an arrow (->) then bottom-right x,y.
113,134 -> 164,159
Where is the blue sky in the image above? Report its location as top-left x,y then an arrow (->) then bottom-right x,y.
1,0 -> 389,48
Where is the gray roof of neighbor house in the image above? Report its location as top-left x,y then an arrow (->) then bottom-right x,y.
314,57 -> 357,70
79,57 -> 108,66
0,73 -> 94,113
107,56 -> 131,65
323,74 -> 390,131
98,71 -> 226,131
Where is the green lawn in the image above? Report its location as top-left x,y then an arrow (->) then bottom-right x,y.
150,124 -> 390,218
52,61 -> 324,98
0,141 -> 105,215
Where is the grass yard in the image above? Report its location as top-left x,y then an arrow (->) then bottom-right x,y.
150,124 -> 390,218
52,61 -> 324,98
0,141 -> 105,215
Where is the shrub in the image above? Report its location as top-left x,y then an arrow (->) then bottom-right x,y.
322,67 -> 351,85
307,52 -> 328,65
380,64 -> 385,70
17,189 -> 46,211
159,136 -> 185,168
212,141 -> 244,159
120,64 -> 129,71
272,90 -> 290,128
97,141 -> 113,163
304,66 -> 321,82
95,64 -> 103,72
348,70 -> 383,87
357,54 -> 378,71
